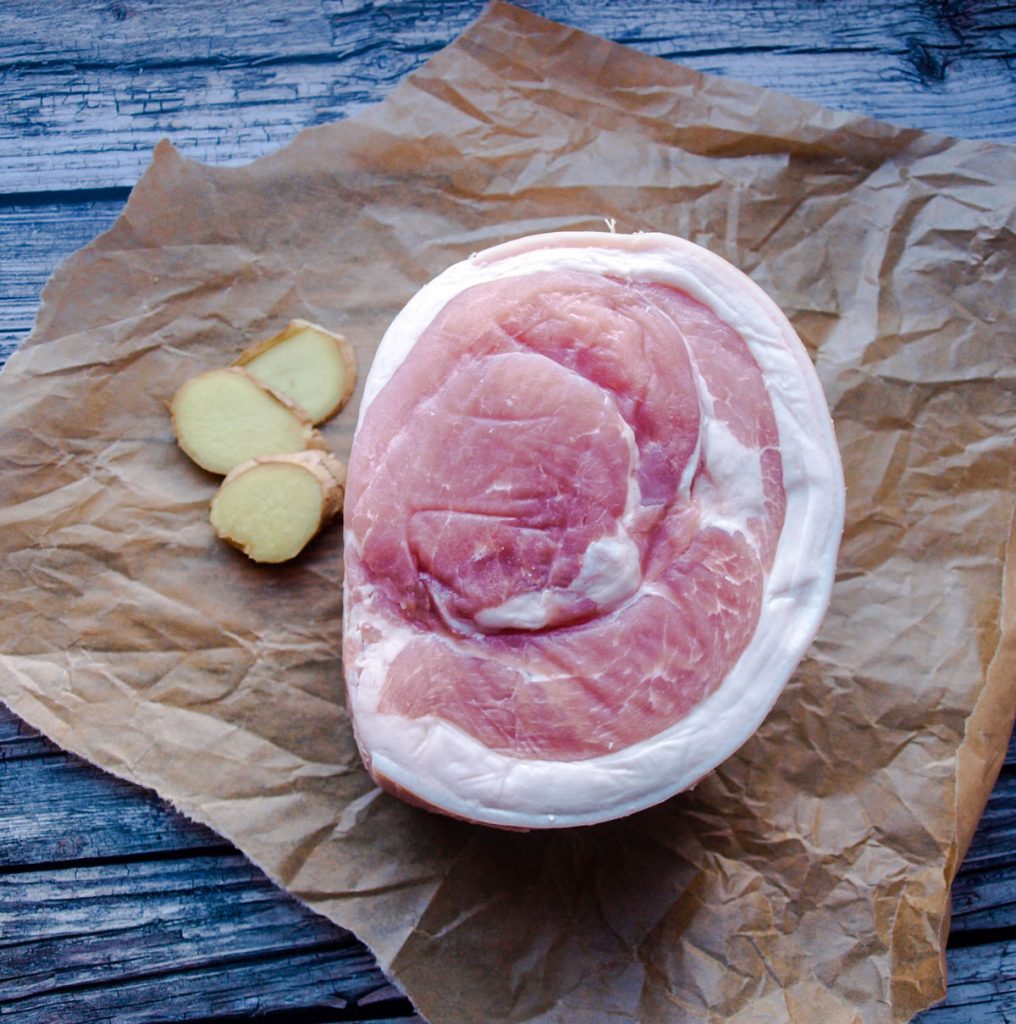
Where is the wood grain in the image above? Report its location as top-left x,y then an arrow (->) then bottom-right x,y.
1,853 -> 418,1023
3,710 -> 1016,1022
918,940 -> 1016,1023
0,742 -> 215,866
0,199 -> 124,361
1,1 -> 1014,194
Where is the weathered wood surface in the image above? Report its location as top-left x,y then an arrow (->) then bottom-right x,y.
0,199 -> 124,362
4,855 -> 399,1021
1,2 -> 1015,1022
2,0 -> 1015,194
3,703 -> 1016,1023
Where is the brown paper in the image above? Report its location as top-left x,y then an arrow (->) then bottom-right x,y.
2,4 -> 1015,1021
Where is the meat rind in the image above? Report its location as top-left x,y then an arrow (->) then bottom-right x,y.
344,231 -> 844,829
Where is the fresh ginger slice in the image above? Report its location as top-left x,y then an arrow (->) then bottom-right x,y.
233,319 -> 356,424
210,450 -> 347,563
171,367 -> 325,475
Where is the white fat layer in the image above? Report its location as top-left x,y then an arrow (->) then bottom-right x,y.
572,532 -> 643,608
473,592 -> 553,631
344,591 -> 413,714
344,231 -> 845,828
474,529 -> 643,630
694,408 -> 767,548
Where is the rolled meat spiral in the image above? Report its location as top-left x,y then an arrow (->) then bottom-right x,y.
343,231 -> 844,829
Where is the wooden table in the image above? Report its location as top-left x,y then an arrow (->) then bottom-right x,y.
2,3 -> 1014,1021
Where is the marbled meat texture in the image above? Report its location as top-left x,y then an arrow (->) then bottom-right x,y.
345,270 -> 786,760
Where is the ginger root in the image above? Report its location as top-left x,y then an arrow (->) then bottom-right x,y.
171,317 -> 355,562
233,319 -> 356,424
210,450 -> 347,563
171,367 -> 325,476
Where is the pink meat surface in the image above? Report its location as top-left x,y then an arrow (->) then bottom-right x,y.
345,269 -> 786,761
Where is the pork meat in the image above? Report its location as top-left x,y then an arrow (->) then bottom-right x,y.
343,231 -> 844,828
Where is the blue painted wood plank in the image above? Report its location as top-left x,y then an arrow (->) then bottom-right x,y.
1,0 -> 1014,194
1,695 -> 1013,1023
0,734 -> 218,864
0,199 -> 124,363
917,939 -> 1016,1024
0,851 -> 422,1023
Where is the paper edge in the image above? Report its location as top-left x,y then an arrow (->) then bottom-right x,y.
930,504 -> 1016,1001
0,685 -> 421,1010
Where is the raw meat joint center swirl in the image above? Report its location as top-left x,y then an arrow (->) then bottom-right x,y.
344,233 -> 843,828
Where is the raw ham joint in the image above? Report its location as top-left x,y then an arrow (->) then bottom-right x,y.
343,231 -> 844,829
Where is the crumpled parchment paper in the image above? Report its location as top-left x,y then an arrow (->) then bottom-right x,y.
1,4 -> 1014,1022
